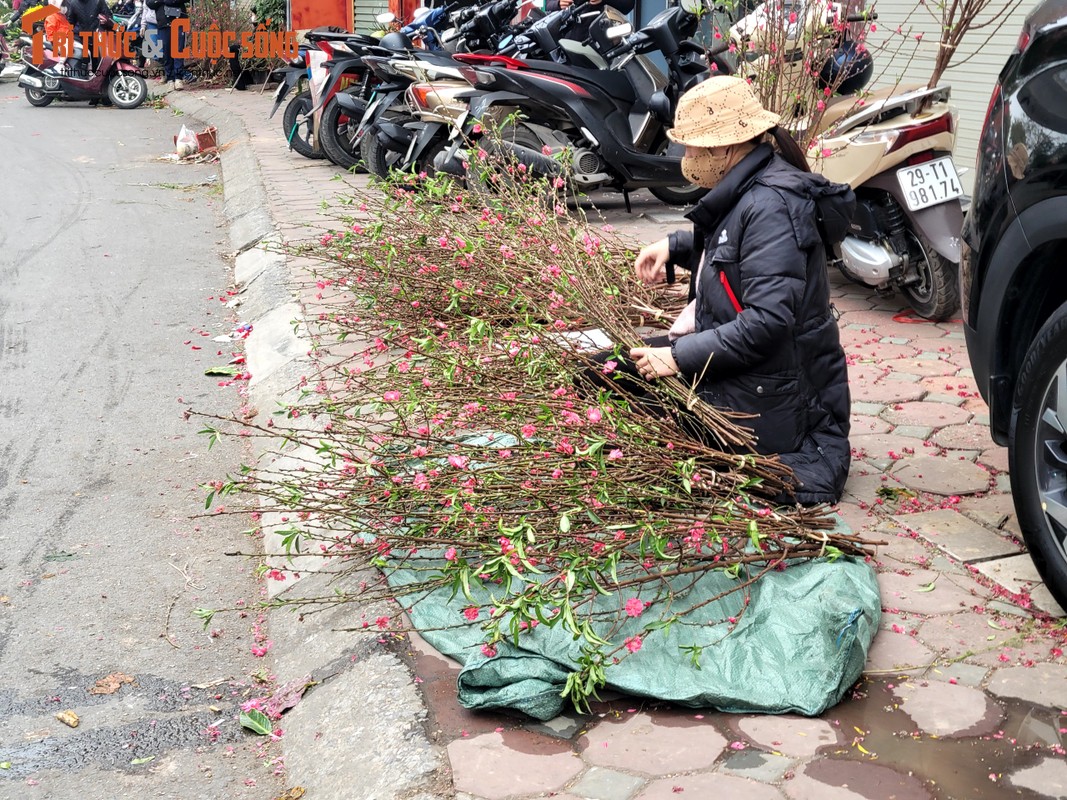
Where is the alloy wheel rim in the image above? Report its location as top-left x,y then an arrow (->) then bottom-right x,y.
115,75 -> 141,104
1035,359 -> 1067,562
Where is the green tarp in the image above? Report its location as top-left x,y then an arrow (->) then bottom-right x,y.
390,554 -> 880,721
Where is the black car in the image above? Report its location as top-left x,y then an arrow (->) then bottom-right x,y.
961,0 -> 1067,608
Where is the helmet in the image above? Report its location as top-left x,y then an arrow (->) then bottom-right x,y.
818,42 -> 874,97
380,31 -> 413,50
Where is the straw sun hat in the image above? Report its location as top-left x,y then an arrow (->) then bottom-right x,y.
667,77 -> 781,148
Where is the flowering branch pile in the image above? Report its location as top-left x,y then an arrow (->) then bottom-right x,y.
200,158 -> 880,711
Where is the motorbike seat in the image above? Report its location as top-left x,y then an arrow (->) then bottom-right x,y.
815,84 -> 925,135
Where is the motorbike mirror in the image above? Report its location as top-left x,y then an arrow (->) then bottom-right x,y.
376,12 -> 397,24
605,22 -> 632,39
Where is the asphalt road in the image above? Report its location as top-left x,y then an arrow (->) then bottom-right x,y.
0,82 -> 283,797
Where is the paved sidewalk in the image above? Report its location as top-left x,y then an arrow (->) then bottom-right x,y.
168,87 -> 1067,800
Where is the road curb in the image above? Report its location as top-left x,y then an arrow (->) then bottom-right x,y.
166,90 -> 446,799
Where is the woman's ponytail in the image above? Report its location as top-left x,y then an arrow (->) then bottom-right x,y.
767,125 -> 811,173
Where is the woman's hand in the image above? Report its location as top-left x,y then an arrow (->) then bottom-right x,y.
634,238 -> 670,285
630,346 -> 679,380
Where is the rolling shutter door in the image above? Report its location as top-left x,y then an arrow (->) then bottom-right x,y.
353,0 -> 388,33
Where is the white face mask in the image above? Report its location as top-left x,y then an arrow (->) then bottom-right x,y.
681,147 -> 733,188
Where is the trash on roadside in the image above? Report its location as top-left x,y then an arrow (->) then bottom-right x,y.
55,710 -> 80,728
172,125 -> 220,160
175,125 -> 198,158
88,672 -> 135,695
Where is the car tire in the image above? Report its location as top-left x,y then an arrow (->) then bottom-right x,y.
901,228 -> 960,321
1009,300 -> 1067,610
282,90 -> 323,160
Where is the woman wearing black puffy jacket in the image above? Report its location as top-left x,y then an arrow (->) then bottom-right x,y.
594,77 -> 855,506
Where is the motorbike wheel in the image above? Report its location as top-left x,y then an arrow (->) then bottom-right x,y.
282,90 -> 323,160
25,87 -> 53,107
1008,300 -> 1067,610
107,73 -> 147,109
320,96 -> 367,172
900,228 -> 960,321
648,137 -> 706,207
363,119 -> 414,179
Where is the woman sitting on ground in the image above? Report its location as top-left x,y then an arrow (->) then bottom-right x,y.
594,77 -> 855,506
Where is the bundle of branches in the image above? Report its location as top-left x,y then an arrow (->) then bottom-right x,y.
201,155 -> 879,707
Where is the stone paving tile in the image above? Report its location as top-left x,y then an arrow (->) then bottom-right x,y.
891,509 -> 1021,563
784,759 -> 934,800
849,381 -> 929,405
924,661 -> 990,688
579,711 -> 726,776
881,401 -> 972,429
930,423 -> 996,451
891,680 -> 1003,737
987,663 -> 1067,709
850,401 -> 886,416
1009,756 -> 1067,796
891,425 -> 934,440
448,731 -> 583,800
916,612 -> 1020,662
849,434 -> 927,463
883,358 -> 960,377
883,371 -> 921,382
568,766 -> 645,800
526,714 -> 588,740
974,555 -> 1067,617
977,447 -> 1010,473
922,392 -> 967,407
891,455 -> 992,496
865,625 -> 934,675
720,749 -> 795,783
734,717 -> 839,758
636,774 -> 785,799
878,569 -> 982,615
850,415 -> 893,435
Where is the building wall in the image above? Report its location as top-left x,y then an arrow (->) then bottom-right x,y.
865,0 -> 1035,193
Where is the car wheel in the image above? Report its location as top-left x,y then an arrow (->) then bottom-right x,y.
900,228 -> 960,322
1009,300 -> 1067,610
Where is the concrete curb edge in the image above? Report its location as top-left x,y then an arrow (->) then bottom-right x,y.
165,90 -> 447,800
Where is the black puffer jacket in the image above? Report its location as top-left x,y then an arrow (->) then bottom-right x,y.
666,143 -> 855,505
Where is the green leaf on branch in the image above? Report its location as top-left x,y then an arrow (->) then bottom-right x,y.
192,607 -> 216,629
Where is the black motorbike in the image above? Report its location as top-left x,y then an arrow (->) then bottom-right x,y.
437,4 -> 719,206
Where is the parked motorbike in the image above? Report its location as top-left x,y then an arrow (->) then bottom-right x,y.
432,3 -> 716,206
358,0 -> 550,179
18,31 -> 147,108
270,29 -> 379,161
729,1 -> 963,320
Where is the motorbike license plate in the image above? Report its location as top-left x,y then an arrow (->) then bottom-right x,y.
896,157 -> 964,212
